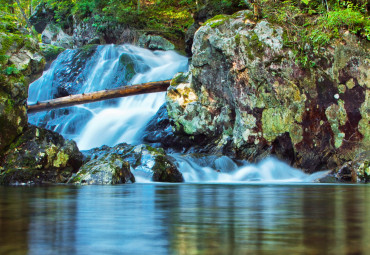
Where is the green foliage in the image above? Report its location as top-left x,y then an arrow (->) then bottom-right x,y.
263,0 -> 369,66
4,65 -> 20,75
43,0 -> 74,29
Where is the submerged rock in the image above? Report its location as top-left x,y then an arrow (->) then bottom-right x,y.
69,143 -> 184,185
0,125 -> 83,185
166,11 -> 370,174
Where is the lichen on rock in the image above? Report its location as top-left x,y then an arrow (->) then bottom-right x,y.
165,10 -> 370,174
0,125 -> 83,185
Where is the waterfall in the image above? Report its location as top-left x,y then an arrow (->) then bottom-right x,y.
28,44 -> 328,183
28,44 -> 188,150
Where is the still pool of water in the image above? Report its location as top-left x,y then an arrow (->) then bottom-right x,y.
1,183 -> 369,255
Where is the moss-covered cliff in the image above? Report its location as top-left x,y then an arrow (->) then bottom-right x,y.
166,11 -> 369,180
0,32 -> 45,154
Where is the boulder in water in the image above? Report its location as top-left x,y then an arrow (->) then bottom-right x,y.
0,125 -> 83,185
336,151 -> 370,183
69,143 -> 183,185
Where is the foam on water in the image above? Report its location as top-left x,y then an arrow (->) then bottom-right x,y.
169,155 -> 330,183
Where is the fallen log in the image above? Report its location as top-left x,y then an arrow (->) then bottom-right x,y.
27,80 -> 171,113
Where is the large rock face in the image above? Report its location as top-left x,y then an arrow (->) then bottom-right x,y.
0,32 -> 45,154
0,125 -> 83,184
167,11 -> 370,173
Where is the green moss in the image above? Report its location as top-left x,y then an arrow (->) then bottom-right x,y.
262,107 -> 295,142
40,44 -> 65,61
53,151 -> 69,168
235,34 -> 241,46
204,14 -> 229,28
358,90 -> 370,147
145,145 -> 165,155
325,100 -> 348,148
0,55 -> 9,65
170,72 -> 189,86
119,53 -> 137,81
0,33 -> 24,55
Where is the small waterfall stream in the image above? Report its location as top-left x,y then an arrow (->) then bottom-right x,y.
28,44 -> 327,183
28,44 -> 188,149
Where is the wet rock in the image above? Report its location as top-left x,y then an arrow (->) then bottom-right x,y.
336,151 -> 370,183
166,11 -> 370,173
0,125 -> 83,185
142,103 -> 221,154
138,34 -> 175,51
69,143 -> 183,185
48,45 -> 98,98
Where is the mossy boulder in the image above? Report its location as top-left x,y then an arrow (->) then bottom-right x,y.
0,125 -> 83,185
40,43 -> 65,62
69,143 -> 183,185
166,11 -> 370,174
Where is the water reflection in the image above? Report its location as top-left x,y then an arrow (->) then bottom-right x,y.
0,184 -> 369,254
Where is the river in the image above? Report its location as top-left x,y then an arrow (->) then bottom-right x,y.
1,183 -> 369,254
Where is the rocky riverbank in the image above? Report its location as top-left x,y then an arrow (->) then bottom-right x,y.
0,3 -> 369,184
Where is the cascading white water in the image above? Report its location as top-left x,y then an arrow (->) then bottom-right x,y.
28,44 -> 328,183
28,44 -> 188,150
171,155 -> 330,183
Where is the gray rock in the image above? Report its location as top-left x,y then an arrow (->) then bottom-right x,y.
138,34 -> 175,51
42,24 -> 74,49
